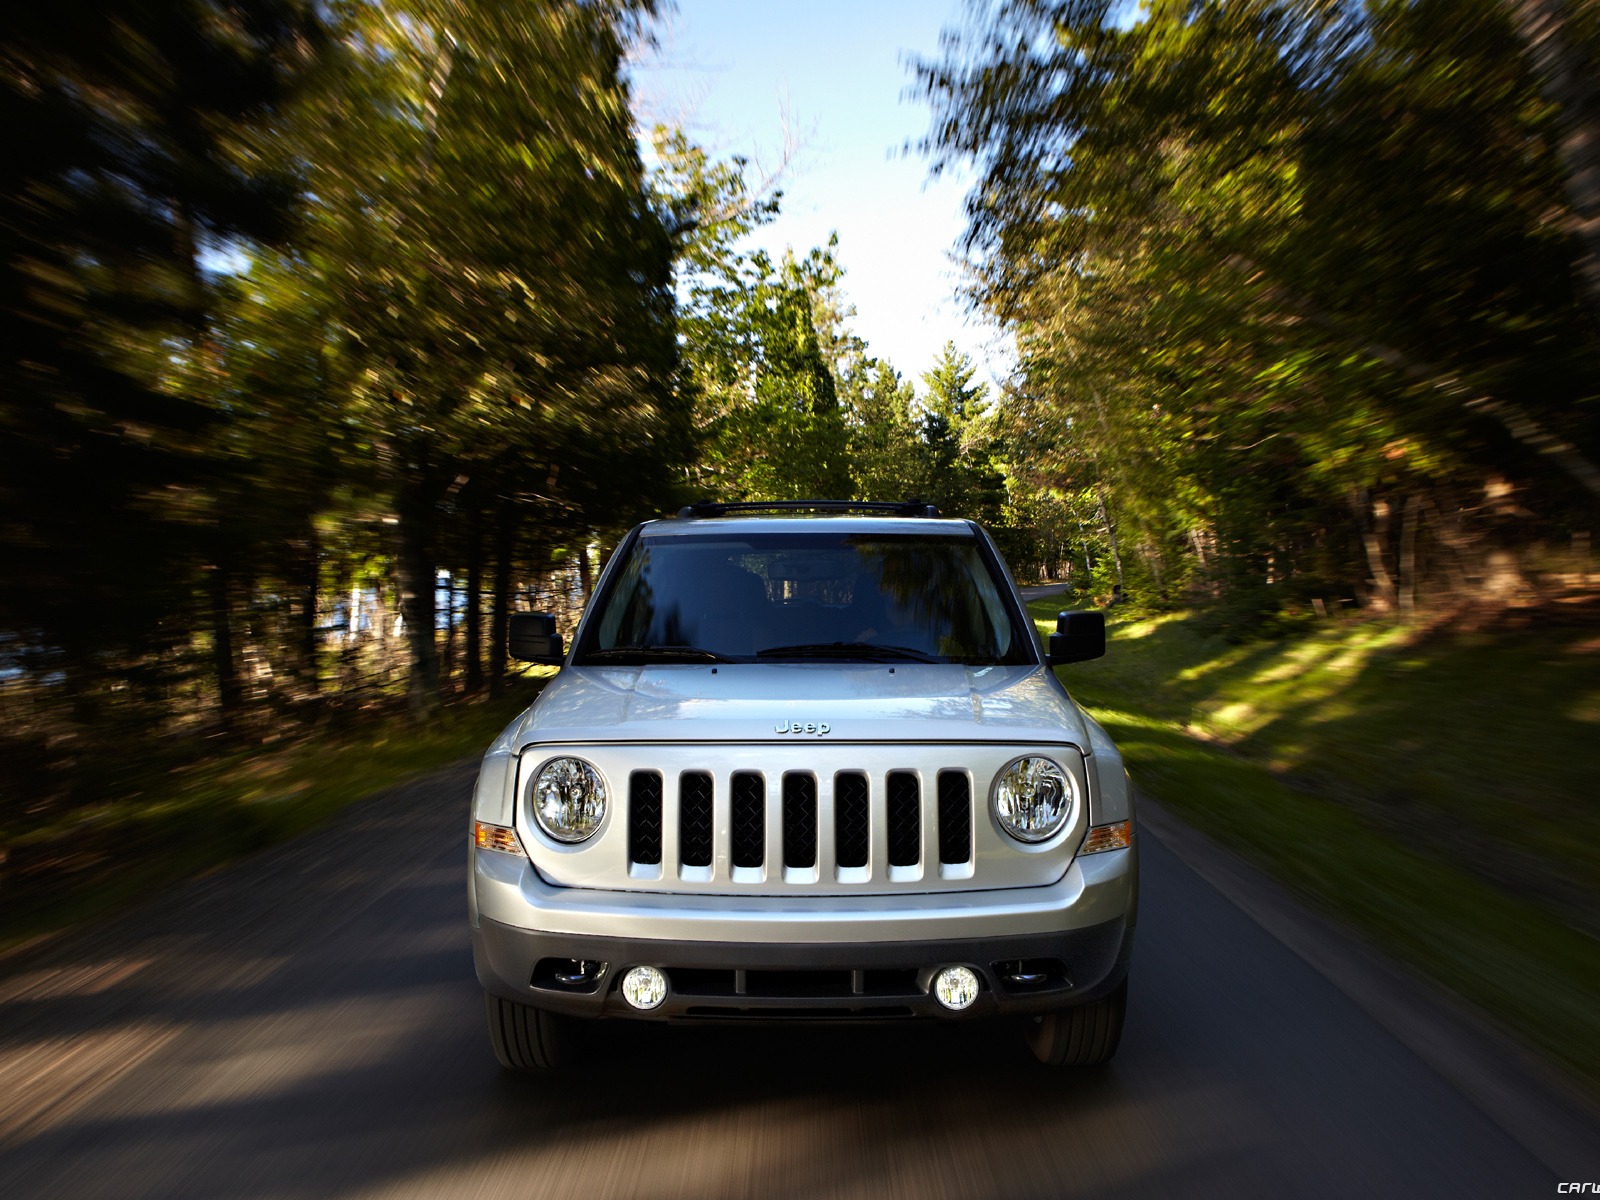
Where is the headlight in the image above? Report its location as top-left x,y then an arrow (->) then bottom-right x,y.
531,757 -> 606,843
992,755 -> 1076,843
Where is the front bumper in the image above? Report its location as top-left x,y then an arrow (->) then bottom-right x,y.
470,843 -> 1137,1021
473,917 -> 1133,1021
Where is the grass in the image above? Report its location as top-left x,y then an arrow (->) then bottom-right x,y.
1,675 -> 550,955
1033,599 -> 1600,1095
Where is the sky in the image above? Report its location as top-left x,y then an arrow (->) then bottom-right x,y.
629,0 -> 1014,396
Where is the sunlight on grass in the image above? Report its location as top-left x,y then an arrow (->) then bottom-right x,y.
1173,642 -> 1257,685
1206,700 -> 1258,733
1032,597 -> 1600,1095
1248,637 -> 1345,685
1108,616 -> 1164,641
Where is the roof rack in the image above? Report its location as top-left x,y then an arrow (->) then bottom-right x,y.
675,498 -> 942,519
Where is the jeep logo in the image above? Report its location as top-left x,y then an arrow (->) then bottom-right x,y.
775,721 -> 830,735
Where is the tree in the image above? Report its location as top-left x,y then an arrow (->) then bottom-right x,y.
278,0 -> 683,711
1508,0 -> 1600,321
844,358 -> 924,501
657,132 -> 853,501
919,0 -> 1600,614
0,0 -> 320,737
917,342 -> 1006,521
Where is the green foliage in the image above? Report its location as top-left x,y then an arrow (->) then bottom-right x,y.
921,0 -> 1600,610
0,0 -> 691,859
242,0 -> 685,709
656,134 -> 1051,550
1034,598 -> 1600,1090
657,132 -> 853,500
918,341 -> 1008,522
25,0 -> 1600,942
844,359 -> 925,501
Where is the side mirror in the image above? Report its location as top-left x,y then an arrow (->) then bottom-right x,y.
1047,610 -> 1105,665
508,612 -> 565,665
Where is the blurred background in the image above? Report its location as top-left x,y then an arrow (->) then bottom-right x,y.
2,0 -> 1598,1136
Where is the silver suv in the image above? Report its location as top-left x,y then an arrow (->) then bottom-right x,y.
468,501 -> 1136,1069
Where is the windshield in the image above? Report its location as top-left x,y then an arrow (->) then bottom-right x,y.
577,529 -> 1033,666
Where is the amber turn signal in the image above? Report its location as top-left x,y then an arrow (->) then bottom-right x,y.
474,821 -> 523,855
1080,820 -> 1133,855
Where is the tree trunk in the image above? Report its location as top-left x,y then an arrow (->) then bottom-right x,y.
343,578 -> 362,693
489,503 -> 514,699
374,582 -> 392,687
441,569 -> 457,690
578,539 -> 594,605
300,532 -> 320,695
394,476 -> 441,715
209,563 -> 241,720
1095,484 -> 1125,590
1398,492 -> 1423,615
1354,488 -> 1398,612
1142,533 -> 1165,598
1510,0 -> 1600,319
1420,492 -> 1475,598
465,504 -> 484,694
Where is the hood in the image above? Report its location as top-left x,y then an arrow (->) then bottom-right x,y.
509,663 -> 1089,748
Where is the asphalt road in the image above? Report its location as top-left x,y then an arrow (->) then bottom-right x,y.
1018,583 -> 1072,602
0,762 -> 1569,1199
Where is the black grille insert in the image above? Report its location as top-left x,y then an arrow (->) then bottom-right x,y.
746,969 -> 854,997
731,772 -> 765,868
886,771 -> 920,867
628,771 -> 663,865
834,771 -> 869,869
783,773 -> 817,869
679,771 -> 714,867
684,1006 -> 915,1020
668,968 -> 737,995
937,771 -> 972,864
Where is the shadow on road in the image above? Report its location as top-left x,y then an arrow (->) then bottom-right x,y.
0,760 -> 1552,1200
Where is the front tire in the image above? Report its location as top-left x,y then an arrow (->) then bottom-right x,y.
1025,978 -> 1127,1067
484,992 -> 581,1071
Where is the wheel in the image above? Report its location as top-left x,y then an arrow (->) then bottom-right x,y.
484,992 -> 581,1071
1025,978 -> 1127,1067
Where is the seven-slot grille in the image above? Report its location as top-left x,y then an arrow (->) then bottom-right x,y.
627,768 -> 972,878
520,743 -> 1088,895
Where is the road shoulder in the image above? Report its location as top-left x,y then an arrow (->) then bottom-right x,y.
1140,791 -> 1600,1178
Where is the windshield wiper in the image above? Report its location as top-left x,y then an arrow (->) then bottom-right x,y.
754,642 -> 942,663
584,645 -> 734,664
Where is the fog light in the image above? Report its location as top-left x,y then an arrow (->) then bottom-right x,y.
621,965 -> 667,1010
932,965 -> 980,1011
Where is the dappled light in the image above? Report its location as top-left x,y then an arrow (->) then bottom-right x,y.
1037,594 -> 1600,1091
3,0 -> 1599,1192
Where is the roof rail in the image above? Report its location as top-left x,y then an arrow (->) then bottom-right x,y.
675,498 -> 942,519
